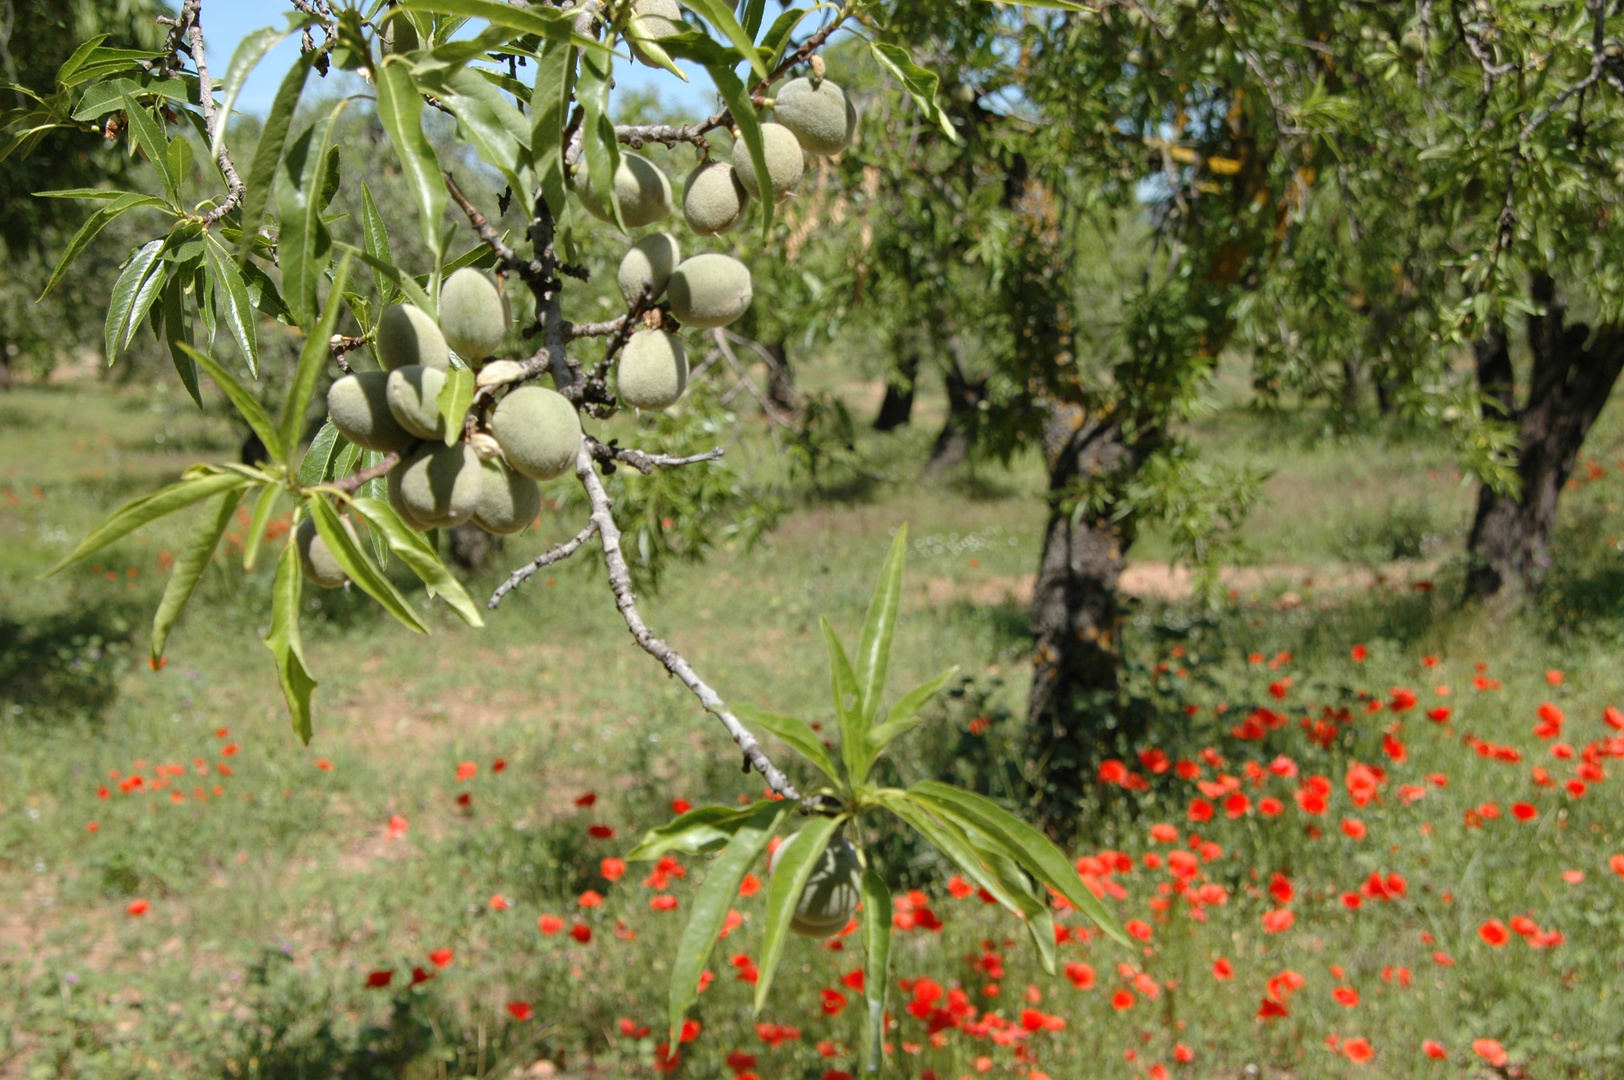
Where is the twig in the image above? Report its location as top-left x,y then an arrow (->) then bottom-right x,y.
711,329 -> 797,428
174,1 -> 246,227
586,435 -> 724,475
326,451 -> 401,495
488,519 -> 599,609
566,315 -> 630,340
573,441 -> 802,802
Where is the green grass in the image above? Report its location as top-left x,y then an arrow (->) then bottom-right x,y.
4,376 -> 1624,1079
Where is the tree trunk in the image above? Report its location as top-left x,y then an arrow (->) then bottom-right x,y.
1466,274 -> 1624,599
873,351 -> 918,432
923,339 -> 985,476
1026,404 -> 1147,832
1339,352 -> 1360,423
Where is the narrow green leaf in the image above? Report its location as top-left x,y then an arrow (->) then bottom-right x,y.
741,0 -> 767,38
212,25 -> 295,158
705,62 -> 774,238
681,0 -> 769,81
626,802 -> 778,861
265,541 -> 318,743
436,366 -> 475,446
967,0 -> 1089,7
205,236 -> 260,375
733,703 -> 841,787
241,483 -> 282,571
755,814 -> 843,1013
33,188 -> 140,201
576,48 -> 625,233
879,792 -> 1027,917
398,0 -> 609,50
531,37 -> 574,234
43,471 -> 251,577
277,99 -> 352,325
105,239 -> 165,360
161,274 -> 202,407
758,8 -> 813,69
976,842 -> 1056,974
863,665 -> 958,770
338,243 -> 434,314
298,422 -> 345,487
55,34 -> 111,84
350,496 -> 484,628
119,88 -> 177,203
359,181 -> 394,267
178,344 -> 282,461
151,489 -> 243,664
869,42 -> 958,142
822,616 -> 864,781
279,253 -> 353,466
166,135 -> 193,195
907,781 -> 1130,946
307,496 -> 430,634
668,803 -> 786,1043
856,526 -> 908,724
238,51 -> 313,264
374,58 -> 445,260
859,868 -> 891,1075
419,66 -> 531,195
38,193 -> 168,300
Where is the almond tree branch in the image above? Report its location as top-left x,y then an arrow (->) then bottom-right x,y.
326,451 -> 401,495
573,442 -> 802,801
488,518 -> 599,609
170,1 -> 245,226
585,435 -> 725,475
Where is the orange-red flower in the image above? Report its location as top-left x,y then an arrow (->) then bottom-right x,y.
1479,919 -> 1510,947
1472,1039 -> 1508,1067
1342,1037 -> 1374,1063
506,1002 -> 533,1021
428,948 -> 453,969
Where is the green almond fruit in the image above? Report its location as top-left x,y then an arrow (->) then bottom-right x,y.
376,303 -> 449,372
439,268 -> 510,363
472,458 -> 543,535
491,386 -> 583,482
295,514 -> 353,589
385,365 -> 447,442
769,832 -> 862,939
617,330 -> 688,411
667,253 -> 752,330
327,371 -> 414,453
573,151 -> 673,230
683,160 -> 750,237
732,122 -> 805,199
618,232 -> 682,306
388,442 -> 483,530
773,76 -> 858,156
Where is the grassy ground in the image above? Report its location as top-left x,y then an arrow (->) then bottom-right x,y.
4,372 -> 1624,1080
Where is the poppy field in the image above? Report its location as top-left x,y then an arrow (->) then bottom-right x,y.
4,382 -> 1624,1080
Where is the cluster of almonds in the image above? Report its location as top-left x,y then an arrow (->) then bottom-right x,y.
295,18 -> 861,590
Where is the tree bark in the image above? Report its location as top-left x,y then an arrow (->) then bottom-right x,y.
1026,404 -> 1146,832
923,339 -> 985,476
1466,273 -> 1624,599
873,350 -> 918,432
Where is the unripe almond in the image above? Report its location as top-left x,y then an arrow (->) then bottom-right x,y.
388,442 -> 483,529
385,365 -> 447,441
476,360 -> 525,389
327,371 -> 413,453
731,123 -> 805,199
683,160 -> 750,236
769,832 -> 862,939
618,232 -> 682,306
773,76 -> 857,156
667,253 -> 752,329
617,330 -> 688,411
491,386 -> 583,481
439,268 -> 510,362
574,151 -> 673,230
628,0 -> 683,67
472,457 -> 543,535
295,514 -> 354,589
376,303 -> 449,371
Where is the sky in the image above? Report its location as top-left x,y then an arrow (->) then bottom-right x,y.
202,2 -> 714,119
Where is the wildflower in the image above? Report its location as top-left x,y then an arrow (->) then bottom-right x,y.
1212,957 -> 1233,980
1478,919 -> 1510,947
671,798 -> 692,814
841,969 -> 865,992
578,890 -> 604,909
570,924 -> 592,943
821,988 -> 847,1016
1111,990 -> 1134,1010
601,858 -> 627,882
575,792 -> 597,807
428,949 -> 453,969
126,899 -> 149,916
456,762 -> 477,782
1342,1037 -> 1374,1064
365,970 -> 393,988
489,894 -> 510,911
1262,909 -> 1295,933
538,915 -> 564,935
1351,644 -> 1367,662
650,895 -> 679,912
507,1002 -> 534,1021
1341,818 -> 1367,840
1333,986 -> 1359,1007
588,824 -> 616,839
1472,1039 -> 1508,1067
1064,962 -> 1095,990
1422,1040 -> 1448,1060
386,815 -> 409,839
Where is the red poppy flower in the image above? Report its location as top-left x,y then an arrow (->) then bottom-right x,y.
588,825 -> 616,839
1609,853 -> 1624,878
726,1049 -> 758,1072
428,948 -> 453,969
671,798 -> 692,814
1063,962 -> 1095,990
578,890 -> 604,909
651,1043 -> 681,1075
651,895 -> 679,912
1341,818 -> 1367,840
455,762 -> 477,782
315,759 -> 333,771
1562,869 -> 1585,884
1256,998 -> 1288,1020
489,894 -> 509,911
569,924 -> 592,943
1111,990 -> 1134,1011
538,914 -> 564,935
1342,1037 -> 1374,1063
1262,909 -> 1295,933
1333,986 -> 1359,1007
1427,706 -> 1451,723
1187,798 -> 1214,823
1472,1039 -> 1508,1067
575,792 -> 597,808
679,1018 -> 701,1043
1351,644 -> 1367,661
1479,919 -> 1510,947
1149,823 -> 1179,843
126,899 -> 149,916
1125,919 -> 1152,942
1212,957 -> 1233,981
1511,802 -> 1537,821
1421,1039 -> 1448,1059
409,966 -> 433,985
365,970 -> 393,988
600,858 -> 626,882
386,815 -> 409,839
820,988 -> 847,1016
492,758 -> 507,772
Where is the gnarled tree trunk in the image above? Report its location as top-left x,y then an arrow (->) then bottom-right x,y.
922,339 -> 986,476
1466,274 -> 1624,599
873,351 -> 918,431
1026,404 -> 1147,832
